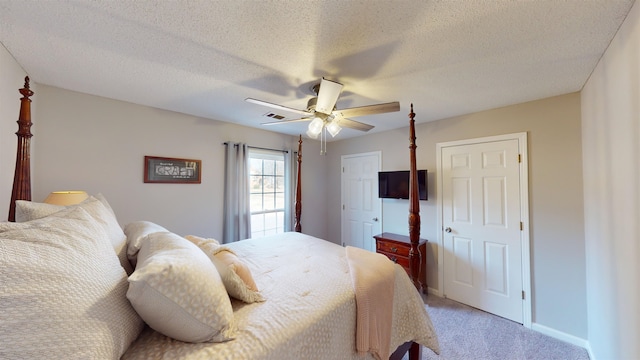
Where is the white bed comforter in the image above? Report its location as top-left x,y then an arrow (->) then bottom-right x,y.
122,232 -> 439,360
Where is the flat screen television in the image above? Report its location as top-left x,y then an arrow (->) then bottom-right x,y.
378,170 -> 428,200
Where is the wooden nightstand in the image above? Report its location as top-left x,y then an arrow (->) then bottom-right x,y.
374,232 -> 427,293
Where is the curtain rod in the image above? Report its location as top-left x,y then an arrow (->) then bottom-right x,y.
223,142 -> 289,154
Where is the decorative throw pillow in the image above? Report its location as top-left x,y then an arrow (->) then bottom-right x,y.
124,220 -> 169,266
14,195 -> 133,274
184,234 -> 220,247
185,235 -> 264,303
0,206 -> 144,359
126,231 -> 236,343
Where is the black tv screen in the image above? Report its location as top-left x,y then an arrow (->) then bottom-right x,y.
378,170 -> 427,200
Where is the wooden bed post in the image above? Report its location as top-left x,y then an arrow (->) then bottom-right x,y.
390,105 -> 426,360
407,104 -> 422,292
8,76 -> 33,222
294,135 -> 302,232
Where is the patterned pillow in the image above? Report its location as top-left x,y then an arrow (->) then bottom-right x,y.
80,196 -> 133,274
14,195 -> 133,274
0,206 -> 144,359
126,231 -> 236,343
14,199 -> 61,221
185,235 -> 264,303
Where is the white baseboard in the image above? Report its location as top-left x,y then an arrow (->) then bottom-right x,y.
426,287 -> 441,297
585,343 -> 595,360
531,322 -> 590,351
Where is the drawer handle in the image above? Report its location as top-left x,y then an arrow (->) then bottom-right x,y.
391,247 -> 398,253
390,256 -> 397,263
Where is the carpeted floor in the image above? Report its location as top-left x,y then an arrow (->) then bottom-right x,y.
407,295 -> 590,360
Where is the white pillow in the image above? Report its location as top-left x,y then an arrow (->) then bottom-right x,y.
80,196 -> 133,274
95,192 -> 117,216
15,193 -> 115,222
124,220 -> 169,266
0,206 -> 144,359
15,196 -> 133,274
126,231 -> 236,343
14,199 -> 61,222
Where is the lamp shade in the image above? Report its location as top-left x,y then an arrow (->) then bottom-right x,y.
43,191 -> 89,205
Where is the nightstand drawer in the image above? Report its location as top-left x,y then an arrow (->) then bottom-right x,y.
376,241 -> 410,257
379,251 -> 410,269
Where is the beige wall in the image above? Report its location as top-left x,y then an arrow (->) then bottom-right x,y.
581,1 -> 640,358
326,93 -> 587,339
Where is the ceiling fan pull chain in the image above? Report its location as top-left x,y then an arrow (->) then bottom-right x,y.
320,127 -> 327,155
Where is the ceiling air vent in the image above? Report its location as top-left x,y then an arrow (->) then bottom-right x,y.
264,112 -> 285,120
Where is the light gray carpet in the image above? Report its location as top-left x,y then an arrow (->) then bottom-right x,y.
406,295 -> 590,360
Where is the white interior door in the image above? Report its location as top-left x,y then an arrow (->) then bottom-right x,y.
341,152 -> 381,252
439,135 -> 529,324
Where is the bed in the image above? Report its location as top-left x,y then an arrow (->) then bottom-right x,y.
1,77 -> 439,360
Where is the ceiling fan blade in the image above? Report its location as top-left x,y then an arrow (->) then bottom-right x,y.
336,117 -> 375,132
261,117 -> 312,126
336,101 -> 400,118
315,78 -> 343,114
246,98 -> 311,116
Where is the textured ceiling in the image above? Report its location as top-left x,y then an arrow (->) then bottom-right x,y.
0,0 -> 635,140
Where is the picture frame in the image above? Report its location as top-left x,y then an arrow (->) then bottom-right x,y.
144,156 -> 201,184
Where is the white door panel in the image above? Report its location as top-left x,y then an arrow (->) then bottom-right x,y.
442,138 -> 524,323
342,152 -> 381,252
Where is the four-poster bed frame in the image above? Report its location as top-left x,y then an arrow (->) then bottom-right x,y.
8,76 -> 33,222
294,135 -> 302,232
407,104 -> 422,293
5,78 -> 427,360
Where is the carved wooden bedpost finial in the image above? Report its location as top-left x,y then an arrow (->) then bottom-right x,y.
8,76 -> 34,221
294,135 -> 302,232
408,103 -> 423,292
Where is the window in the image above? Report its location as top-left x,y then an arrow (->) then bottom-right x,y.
249,149 -> 286,238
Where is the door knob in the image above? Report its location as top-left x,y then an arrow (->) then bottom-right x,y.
445,227 -> 452,233
372,217 -> 379,222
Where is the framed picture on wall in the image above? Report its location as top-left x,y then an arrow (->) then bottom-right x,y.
144,156 -> 202,184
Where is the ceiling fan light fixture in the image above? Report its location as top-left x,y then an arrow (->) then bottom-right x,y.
248,77 -> 401,153
306,129 -> 320,139
307,116 -> 324,137
307,119 -> 322,139
326,121 -> 341,137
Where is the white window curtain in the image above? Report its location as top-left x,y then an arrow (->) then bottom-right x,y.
223,142 -> 251,243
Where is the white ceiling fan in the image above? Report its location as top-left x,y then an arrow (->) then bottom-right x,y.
245,78 -> 400,141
